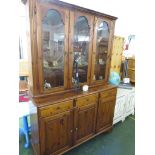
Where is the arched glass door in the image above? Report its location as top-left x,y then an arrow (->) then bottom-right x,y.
93,20 -> 110,81
41,9 -> 66,90
72,16 -> 90,86
69,12 -> 93,88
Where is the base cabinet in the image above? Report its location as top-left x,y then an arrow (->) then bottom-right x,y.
30,87 -> 117,155
113,87 -> 135,124
124,90 -> 135,117
113,94 -> 126,124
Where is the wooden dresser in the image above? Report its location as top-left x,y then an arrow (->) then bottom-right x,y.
30,85 -> 117,155
26,0 -> 118,154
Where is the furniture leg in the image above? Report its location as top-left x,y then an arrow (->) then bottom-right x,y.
22,116 -> 30,148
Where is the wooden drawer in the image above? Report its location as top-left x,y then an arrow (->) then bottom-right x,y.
100,96 -> 116,103
76,94 -> 98,108
100,88 -> 117,99
39,100 -> 73,117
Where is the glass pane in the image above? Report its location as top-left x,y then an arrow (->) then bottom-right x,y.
42,9 -> 64,89
94,21 -> 109,81
72,16 -> 90,86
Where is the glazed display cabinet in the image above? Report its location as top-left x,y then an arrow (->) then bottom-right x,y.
26,0 -> 118,154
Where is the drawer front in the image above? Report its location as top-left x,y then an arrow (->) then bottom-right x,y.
76,94 -> 98,108
100,96 -> 116,103
39,100 -> 73,117
100,88 -> 117,99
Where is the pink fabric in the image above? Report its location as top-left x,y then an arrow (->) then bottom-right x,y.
19,95 -> 29,102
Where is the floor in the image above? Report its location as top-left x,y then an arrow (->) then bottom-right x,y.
19,115 -> 135,155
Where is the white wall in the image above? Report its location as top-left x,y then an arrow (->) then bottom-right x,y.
19,0 -> 155,59
61,0 -> 138,37
60,0 -> 155,59
19,2 -> 28,59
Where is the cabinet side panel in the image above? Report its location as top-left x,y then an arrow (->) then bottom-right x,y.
30,101 -> 40,155
27,0 -> 40,96
26,0 -> 33,93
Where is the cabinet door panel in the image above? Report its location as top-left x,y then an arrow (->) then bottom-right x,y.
69,11 -> 94,88
96,98 -> 115,132
74,103 -> 97,144
40,110 -> 73,155
114,96 -> 125,119
125,92 -> 135,113
91,17 -> 114,84
37,4 -> 69,93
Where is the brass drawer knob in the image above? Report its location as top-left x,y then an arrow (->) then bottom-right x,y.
57,107 -> 60,110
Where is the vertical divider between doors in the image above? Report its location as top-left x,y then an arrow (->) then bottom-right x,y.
73,98 -> 78,145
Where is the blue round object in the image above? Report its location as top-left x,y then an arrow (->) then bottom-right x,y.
109,72 -> 120,85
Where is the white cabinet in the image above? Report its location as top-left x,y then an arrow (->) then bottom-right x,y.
124,90 -> 135,117
113,87 -> 135,124
113,94 -> 126,124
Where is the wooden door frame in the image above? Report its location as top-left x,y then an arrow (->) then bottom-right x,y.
36,3 -> 69,94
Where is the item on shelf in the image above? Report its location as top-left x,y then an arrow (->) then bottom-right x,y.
93,75 -> 96,80
53,60 -> 58,67
99,59 -> 105,65
109,71 -> 120,85
122,59 -> 128,78
99,59 -> 102,64
123,77 -> 130,83
99,76 -> 103,80
43,61 -> 48,68
44,80 -> 51,89
72,53 -> 80,89
82,85 -> 89,92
